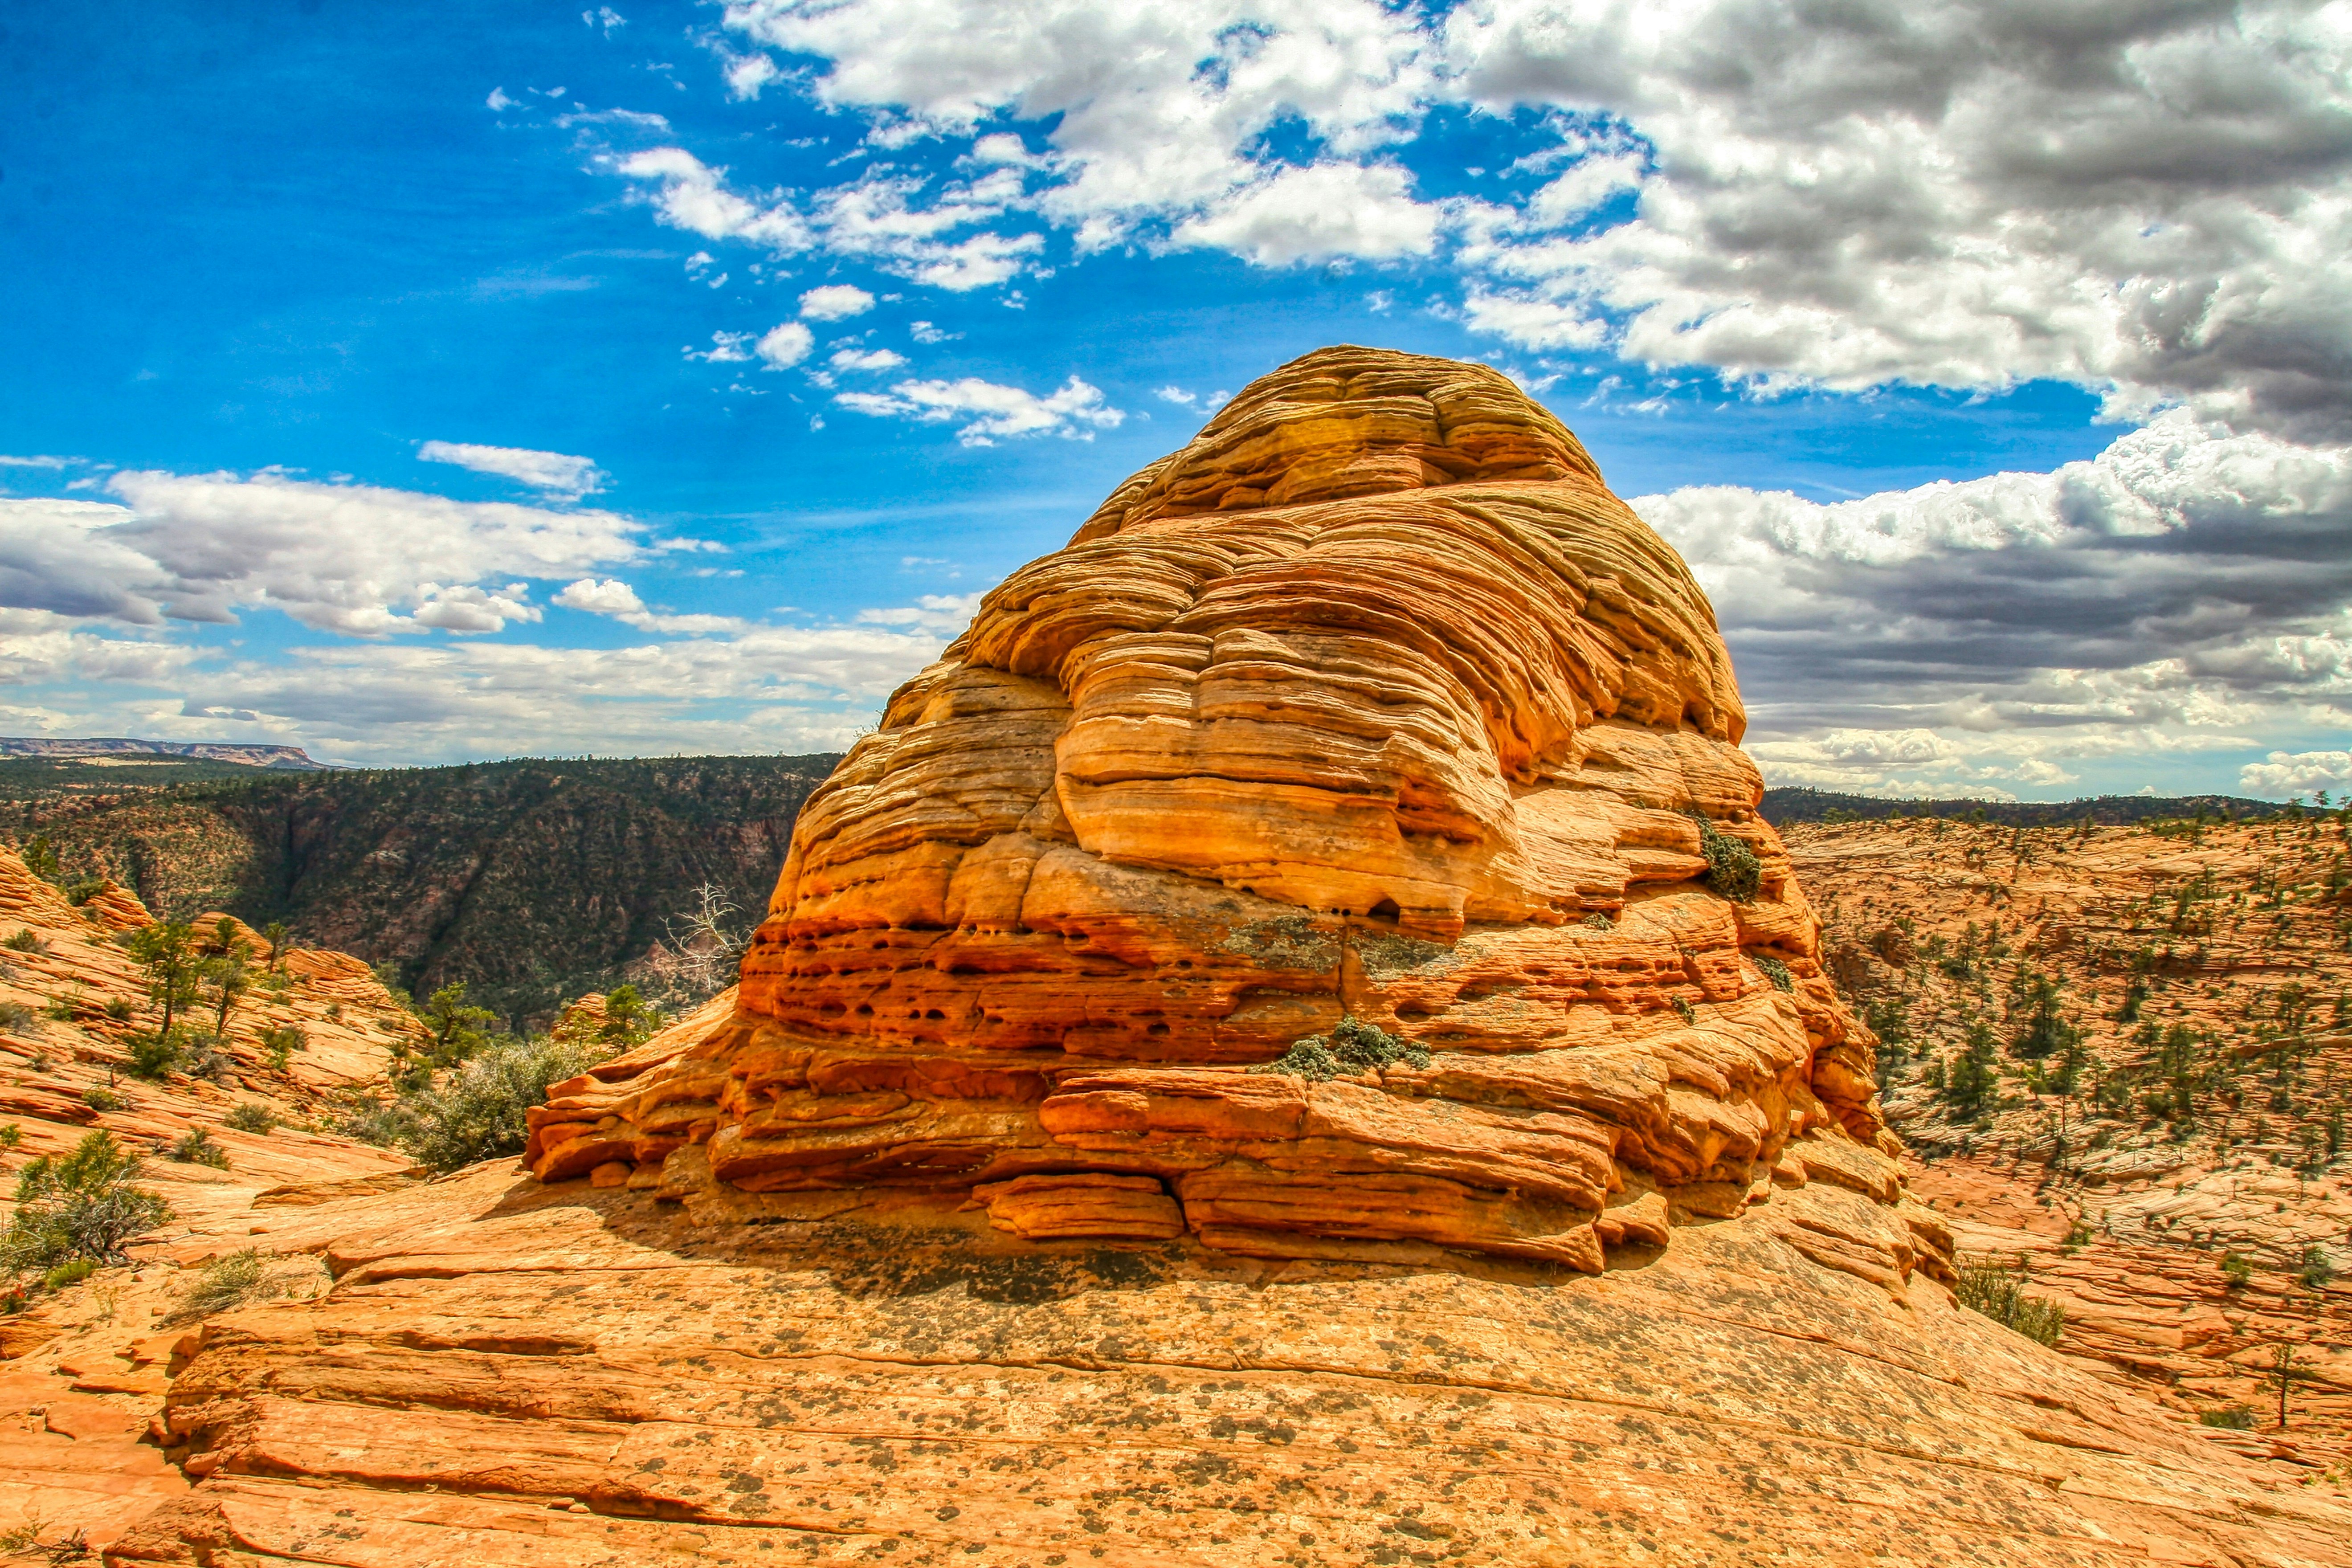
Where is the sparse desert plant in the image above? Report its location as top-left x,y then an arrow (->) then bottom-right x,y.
41,994 -> 77,1022
41,1257 -> 95,1290
3,928 -> 47,954
1252,1016 -> 1430,1082
0,1123 -> 18,1149
124,1029 -> 183,1080
2300,1245 -> 2336,1291
2221,1251 -> 2254,1288
0,1129 -> 172,1273
2199,1405 -> 2256,1429
257,1023 -> 306,1070
178,1033 -> 229,1082
120,918 -> 199,1035
167,1246 -> 307,1323
1692,814 -> 1761,902
102,997 -> 132,1021
81,1084 -> 126,1113
1952,1255 -> 2066,1346
1579,911 -> 1614,931
1752,954 -> 1795,992
343,1030 -> 619,1173
223,1102 -> 278,1135
0,999 -> 34,1032
167,1126 -> 229,1168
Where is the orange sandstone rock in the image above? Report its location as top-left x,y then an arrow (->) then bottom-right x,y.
119,350 -> 2352,1565
522,348 -> 1886,1270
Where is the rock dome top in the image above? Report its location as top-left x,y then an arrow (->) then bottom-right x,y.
1072,344 -> 1606,537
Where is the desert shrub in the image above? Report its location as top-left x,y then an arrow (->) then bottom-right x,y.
0,1000 -> 33,1032
2199,1405 -> 2256,1429
168,1126 -> 229,1168
223,1102 -> 278,1135
1579,912 -> 1614,931
62,874 -> 107,906
2300,1245 -> 2336,1290
1953,1256 -> 2066,1346
81,1084 -> 126,1113
343,1031 -> 616,1174
1254,1038 -> 1341,1081
179,1033 -> 229,1080
257,1024 -> 306,1070
42,1257 -> 95,1290
3,928 -> 47,953
0,1130 -> 172,1272
1252,1016 -> 1429,1082
0,1124 -> 17,1149
2221,1251 -> 2254,1288
42,995 -> 77,1022
1672,996 -> 1697,1025
102,997 -> 132,1021
1752,954 -> 1795,992
1692,815 -> 1761,902
124,1030 -> 183,1080
171,1247 -> 279,1322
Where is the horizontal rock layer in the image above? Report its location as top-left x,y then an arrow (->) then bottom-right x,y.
106,1162 -> 2352,1566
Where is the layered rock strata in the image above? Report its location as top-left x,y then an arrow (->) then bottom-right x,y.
0,843 -> 420,1559
111,349 -> 2352,1565
113,1159 -> 2352,1567
525,347 -> 1887,1278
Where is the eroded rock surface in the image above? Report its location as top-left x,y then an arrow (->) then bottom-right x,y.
111,349 -> 2352,1565
1788,813 -> 2352,1465
0,843 -> 419,1560
528,346 -> 1884,1276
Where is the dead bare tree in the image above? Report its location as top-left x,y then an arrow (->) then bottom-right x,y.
634,882 -> 750,1006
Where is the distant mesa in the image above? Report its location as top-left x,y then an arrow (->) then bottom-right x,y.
0,735 -> 329,770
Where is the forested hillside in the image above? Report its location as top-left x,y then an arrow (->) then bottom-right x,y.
0,754 -> 842,1022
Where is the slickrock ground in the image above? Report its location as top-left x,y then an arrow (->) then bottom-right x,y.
0,845 -> 419,1560
38,349 -> 2352,1565
1789,813 -> 2352,1473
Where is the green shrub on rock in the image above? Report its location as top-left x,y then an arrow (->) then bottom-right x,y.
0,1130 -> 171,1274
1692,814 -> 1761,902
1253,1016 -> 1430,1081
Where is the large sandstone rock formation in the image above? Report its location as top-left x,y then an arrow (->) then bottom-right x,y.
103,349 -> 2352,1566
528,346 -> 1886,1278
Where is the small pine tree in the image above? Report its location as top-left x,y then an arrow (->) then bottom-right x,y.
122,920 -> 200,1037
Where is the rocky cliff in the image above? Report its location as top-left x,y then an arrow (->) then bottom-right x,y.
77,349 -> 2352,1565
3,754 -> 840,1021
524,344 -> 1885,1270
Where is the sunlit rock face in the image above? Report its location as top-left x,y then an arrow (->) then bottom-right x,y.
527,346 -> 1890,1275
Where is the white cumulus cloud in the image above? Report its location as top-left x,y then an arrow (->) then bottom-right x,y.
418,440 -> 607,498
835,373 -> 1123,446
1631,408 -> 2352,794
755,322 -> 815,368
799,284 -> 876,320
2240,751 -> 2352,799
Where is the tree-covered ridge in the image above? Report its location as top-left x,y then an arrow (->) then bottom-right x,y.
1,753 -> 843,1024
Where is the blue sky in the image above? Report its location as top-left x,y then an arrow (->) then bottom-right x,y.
3,1 -> 2348,801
